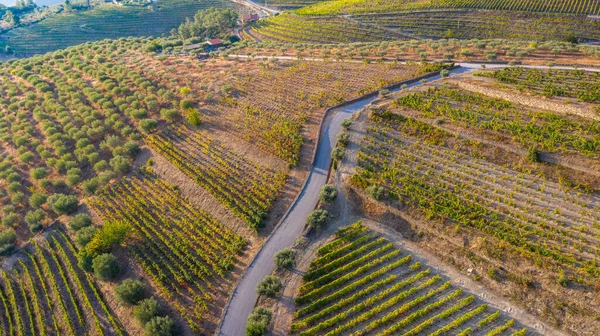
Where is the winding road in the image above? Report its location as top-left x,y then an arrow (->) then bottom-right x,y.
217,61 -> 600,335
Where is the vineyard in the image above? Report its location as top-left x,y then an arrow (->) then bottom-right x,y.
0,0 -> 242,56
296,0 -> 600,16
0,231 -> 123,335
89,169 -> 247,333
351,10 -> 600,42
476,67 -> 600,104
393,84 -> 600,158
146,123 -> 287,231
251,14 -> 407,43
292,222 -> 526,336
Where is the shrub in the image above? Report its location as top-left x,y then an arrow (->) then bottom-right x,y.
2,213 -> 17,228
82,178 -> 100,195
341,118 -> 352,129
331,147 -> 345,161
31,167 -> 49,180
11,192 -> 25,205
134,297 -> 161,325
70,213 -> 92,231
110,155 -> 131,175
441,69 -> 450,77
139,119 -> 158,133
92,253 -> 121,281
144,316 -> 175,336
319,185 -> 337,203
306,209 -> 328,229
336,132 -> 350,147
186,108 -> 201,126
29,193 -> 47,208
246,307 -> 272,336
160,108 -> 179,121
85,220 -> 130,256
274,248 -> 296,269
93,160 -> 109,172
116,278 -> 146,305
0,228 -> 16,256
366,185 -> 385,200
24,209 -> 45,233
179,99 -> 193,110
526,146 -> 541,163
256,275 -> 282,298
76,226 -> 97,249
48,193 -> 79,215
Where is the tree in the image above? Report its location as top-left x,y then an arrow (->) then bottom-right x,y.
116,279 -> 146,305
331,147 -> 345,161
134,297 -> 161,325
319,185 -> 337,203
186,108 -> 201,126
341,118 -> 352,129
179,99 -> 193,110
366,185 -> 385,200
0,228 -> 16,255
69,213 -> 92,231
336,132 -> 349,147
145,316 -> 175,336
47,194 -> 79,215
85,220 -> 130,257
246,307 -> 272,336
256,275 -> 282,298
92,253 -> 120,281
274,248 -> 296,270
31,167 -> 49,180
75,226 -> 97,249
306,209 -> 328,229
3,10 -> 18,28
160,108 -> 179,121
139,119 -> 158,133
24,209 -> 45,233
110,155 -> 131,175
29,193 -> 47,208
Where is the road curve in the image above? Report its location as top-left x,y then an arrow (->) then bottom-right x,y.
217,69 -> 464,336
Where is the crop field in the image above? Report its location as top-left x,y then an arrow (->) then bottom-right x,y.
296,0 -> 600,16
292,222 -> 526,336
352,11 -> 600,42
146,123 -> 287,231
0,0 -> 238,56
258,0 -> 327,10
251,14 -> 408,43
0,232 -> 122,335
89,169 -> 247,333
476,68 -> 600,104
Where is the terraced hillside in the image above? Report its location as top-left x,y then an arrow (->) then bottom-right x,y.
0,0 -> 245,56
296,0 -> 600,16
345,69 -> 600,334
292,222 -> 527,336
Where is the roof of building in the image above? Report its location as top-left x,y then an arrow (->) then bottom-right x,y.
207,39 -> 223,45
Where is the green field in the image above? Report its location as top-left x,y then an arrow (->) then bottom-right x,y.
0,0 -> 237,56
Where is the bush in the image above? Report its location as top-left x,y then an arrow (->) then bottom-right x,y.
134,297 -> 161,325
256,275 -> 282,298
110,155 -> 131,175
186,108 -> 201,126
246,307 -> 272,336
0,228 -> 16,255
92,253 -> 120,281
31,167 -> 49,180
306,209 -> 328,229
366,185 -> 385,200
93,160 -> 109,172
2,213 -> 17,228
336,132 -> 350,147
82,178 -> 100,195
319,185 -> 337,203
29,193 -> 47,208
145,316 -> 175,336
179,99 -> 193,110
116,279 -> 146,305
75,226 -> 97,249
24,209 -> 45,233
331,147 -> 345,161
139,119 -> 158,133
48,193 -> 79,215
85,220 -> 130,256
160,108 -> 179,121
527,146 -> 541,163
70,213 -> 92,231
274,248 -> 296,270
341,118 -> 352,129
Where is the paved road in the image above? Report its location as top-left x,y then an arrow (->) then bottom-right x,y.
217,69 -> 460,336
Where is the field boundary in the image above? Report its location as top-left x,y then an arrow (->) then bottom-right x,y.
214,66 -> 456,335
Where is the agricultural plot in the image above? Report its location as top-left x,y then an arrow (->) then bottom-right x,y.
296,0 -> 600,16
292,222 -> 526,336
260,0 -> 328,10
476,67 -> 600,104
252,14 -> 407,43
0,0 -> 239,56
0,232 -> 123,335
352,10 -> 600,42
146,123 -> 287,231
393,84 -> 600,159
89,169 -> 247,333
